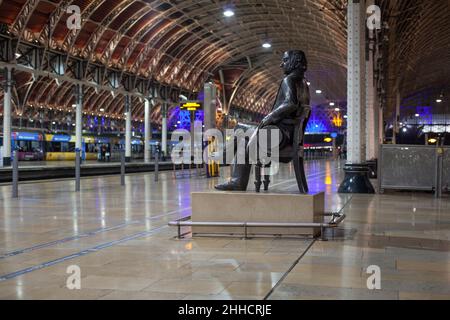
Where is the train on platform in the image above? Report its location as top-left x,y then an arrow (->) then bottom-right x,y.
1,129 -> 344,162
0,130 -> 173,162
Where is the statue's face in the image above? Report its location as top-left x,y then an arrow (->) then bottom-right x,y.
280,52 -> 292,74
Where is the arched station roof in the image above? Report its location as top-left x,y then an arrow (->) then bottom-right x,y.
0,0 -> 448,125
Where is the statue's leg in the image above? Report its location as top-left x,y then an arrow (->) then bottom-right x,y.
263,164 -> 271,191
215,129 -> 256,191
254,163 -> 262,193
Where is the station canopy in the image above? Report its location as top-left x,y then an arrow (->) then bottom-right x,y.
0,0 -> 448,125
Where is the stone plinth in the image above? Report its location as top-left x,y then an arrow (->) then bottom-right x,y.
191,192 -> 325,237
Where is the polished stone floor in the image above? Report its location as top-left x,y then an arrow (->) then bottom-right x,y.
0,160 -> 449,300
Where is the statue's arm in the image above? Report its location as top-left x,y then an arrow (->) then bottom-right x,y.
261,78 -> 298,126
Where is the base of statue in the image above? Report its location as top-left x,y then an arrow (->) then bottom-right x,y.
338,163 -> 375,194
191,191 -> 324,238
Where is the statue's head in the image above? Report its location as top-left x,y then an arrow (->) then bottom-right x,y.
280,50 -> 307,75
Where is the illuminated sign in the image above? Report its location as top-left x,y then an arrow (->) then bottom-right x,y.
332,114 -> 343,127
324,137 -> 333,143
180,101 -> 202,111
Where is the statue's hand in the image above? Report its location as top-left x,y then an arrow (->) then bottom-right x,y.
260,115 -> 272,128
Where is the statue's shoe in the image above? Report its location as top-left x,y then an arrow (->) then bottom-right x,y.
214,181 -> 247,191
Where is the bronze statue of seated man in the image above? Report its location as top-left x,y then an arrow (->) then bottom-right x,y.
215,50 -> 311,192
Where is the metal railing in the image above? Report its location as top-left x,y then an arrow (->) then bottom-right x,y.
168,211 -> 346,241
379,144 -> 449,197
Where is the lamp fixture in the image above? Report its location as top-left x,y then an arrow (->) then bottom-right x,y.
223,9 -> 234,17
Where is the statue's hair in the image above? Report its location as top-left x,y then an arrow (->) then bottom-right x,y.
286,50 -> 308,73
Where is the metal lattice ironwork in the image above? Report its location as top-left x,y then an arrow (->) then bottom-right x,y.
0,0 -> 448,129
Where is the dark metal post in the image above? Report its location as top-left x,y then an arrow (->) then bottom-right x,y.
75,148 -> 81,192
435,148 -> 444,198
121,150 -> 125,186
12,150 -> 19,198
320,226 -> 326,241
155,150 -> 159,182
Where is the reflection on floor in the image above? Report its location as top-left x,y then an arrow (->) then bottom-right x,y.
0,160 -> 449,300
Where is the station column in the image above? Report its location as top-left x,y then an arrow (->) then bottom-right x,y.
204,82 -> 217,131
161,102 -> 168,157
366,31 -> 377,161
144,98 -> 151,163
2,68 -> 12,166
338,0 -> 375,194
75,84 -> 83,152
125,95 -> 132,162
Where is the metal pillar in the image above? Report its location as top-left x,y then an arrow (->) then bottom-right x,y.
12,150 -> 18,198
155,150 -> 159,182
161,103 -> 168,157
204,82 -> 217,131
378,103 -> 384,146
393,91 -> 401,144
125,95 -> 132,162
144,98 -> 151,163
75,84 -> 83,153
366,31 -> 377,161
339,0 -> 375,194
434,148 -> 443,198
121,150 -> 125,186
2,68 -> 12,166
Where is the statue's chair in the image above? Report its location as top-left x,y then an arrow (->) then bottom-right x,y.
254,108 -> 311,194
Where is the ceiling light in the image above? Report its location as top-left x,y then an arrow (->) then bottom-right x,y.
402,127 -> 408,132
15,53 -> 21,59
223,9 -> 234,17
334,108 -> 340,112
344,115 -> 348,119
262,43 -> 272,48
315,90 -> 322,94
307,82 -> 311,86
72,104 -> 77,108
52,121 -> 56,125
436,99 -> 442,103
415,113 -> 420,117
100,108 -> 105,112
329,102 -> 335,106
